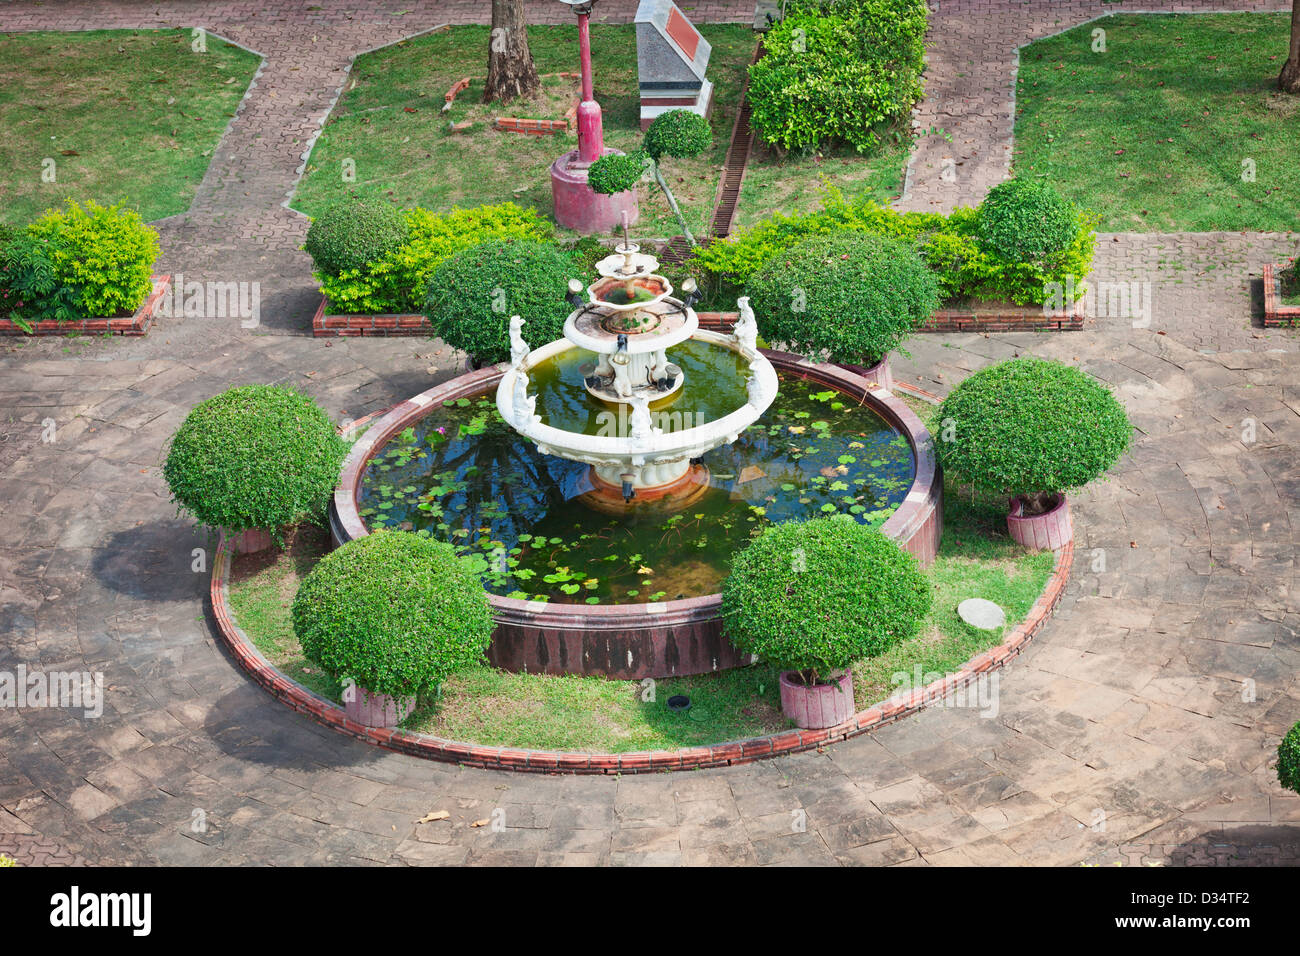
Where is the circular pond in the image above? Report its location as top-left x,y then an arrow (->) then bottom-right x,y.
333,349 -> 941,679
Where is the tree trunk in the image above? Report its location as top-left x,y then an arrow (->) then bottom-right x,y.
652,161 -> 697,248
1281,0 -> 1300,93
484,0 -> 541,105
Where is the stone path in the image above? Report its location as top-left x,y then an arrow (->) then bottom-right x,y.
1,0 -> 1298,866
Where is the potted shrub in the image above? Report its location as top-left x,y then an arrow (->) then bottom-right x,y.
163,385 -> 348,553
424,238 -> 574,367
291,530 -> 494,728
743,232 -> 940,387
1279,722 -> 1300,794
935,357 -> 1132,550
721,516 -> 931,729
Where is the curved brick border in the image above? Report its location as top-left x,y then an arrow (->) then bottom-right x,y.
329,350 -> 942,679
209,524 -> 1071,774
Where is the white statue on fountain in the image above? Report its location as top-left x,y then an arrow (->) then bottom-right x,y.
733,296 -> 759,355
509,315 -> 530,368
511,369 -> 538,426
629,394 -> 658,442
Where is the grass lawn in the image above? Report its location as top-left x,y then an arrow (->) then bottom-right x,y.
732,128 -> 913,230
1012,13 -> 1300,232
0,29 -> 260,225
228,477 -> 1053,753
290,24 -> 756,240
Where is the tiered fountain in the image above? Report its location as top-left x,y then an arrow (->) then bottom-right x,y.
497,233 -> 777,513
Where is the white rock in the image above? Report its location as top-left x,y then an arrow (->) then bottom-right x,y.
958,598 -> 1006,631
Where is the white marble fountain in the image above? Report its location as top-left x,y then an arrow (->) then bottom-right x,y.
496,238 -> 778,505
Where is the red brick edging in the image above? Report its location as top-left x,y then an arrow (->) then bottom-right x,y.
208,517 -> 1073,775
311,297 -> 1084,338
0,275 -> 171,337
1263,264 -> 1300,327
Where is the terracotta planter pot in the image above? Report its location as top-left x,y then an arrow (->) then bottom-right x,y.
227,528 -> 273,555
779,669 -> 855,729
1006,493 -> 1072,551
345,686 -> 416,728
836,353 -> 892,390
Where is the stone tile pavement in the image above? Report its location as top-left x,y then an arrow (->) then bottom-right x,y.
0,0 -> 1298,867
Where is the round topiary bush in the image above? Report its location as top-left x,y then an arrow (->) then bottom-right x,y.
721,516 -> 931,684
1279,722 -> 1300,795
304,199 -> 409,276
424,239 -> 574,365
744,232 -> 940,367
643,109 -> 712,161
935,357 -> 1132,511
587,151 -> 647,196
291,530 -> 493,703
163,385 -> 348,537
977,179 -> 1077,263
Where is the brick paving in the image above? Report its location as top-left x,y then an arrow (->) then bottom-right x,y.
1,0 -> 1298,867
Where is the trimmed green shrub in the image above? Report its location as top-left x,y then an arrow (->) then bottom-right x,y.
313,202 -> 552,315
1278,722 -> 1300,794
722,516 -> 931,684
163,385 -> 348,538
643,109 -> 712,161
292,530 -> 493,704
587,151 -> 647,196
1280,256 -> 1299,297
424,239 -> 573,365
304,199 -> 408,278
748,0 -> 928,153
3,200 -> 158,323
977,179 -> 1079,263
934,357 -> 1132,508
744,232 -> 939,366
691,188 -> 1097,307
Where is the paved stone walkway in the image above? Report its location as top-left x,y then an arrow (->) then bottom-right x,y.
1,0 -> 1298,866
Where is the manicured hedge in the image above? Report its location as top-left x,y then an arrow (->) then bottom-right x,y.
690,183 -> 1098,307
2,200 -> 159,325
977,179 -> 1079,262
304,199 -> 409,277
424,238 -> 574,365
721,516 -> 932,683
292,530 -> 493,704
1279,722 -> 1300,795
744,232 -> 939,366
163,385 -> 348,538
748,0 -> 928,153
934,357 -> 1132,500
307,200 -> 554,315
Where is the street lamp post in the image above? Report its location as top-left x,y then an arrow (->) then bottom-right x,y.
550,0 -> 638,234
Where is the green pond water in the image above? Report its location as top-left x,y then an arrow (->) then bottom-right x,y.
358,341 -> 916,605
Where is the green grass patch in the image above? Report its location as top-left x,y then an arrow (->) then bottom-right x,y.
0,29 -> 260,225
290,24 -> 756,239
733,126 -> 912,230
1012,13 -> 1299,232
228,468 -> 1054,752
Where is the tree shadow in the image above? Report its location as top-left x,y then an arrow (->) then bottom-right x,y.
91,521 -> 210,603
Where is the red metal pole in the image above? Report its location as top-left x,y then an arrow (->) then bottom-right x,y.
575,10 -> 604,164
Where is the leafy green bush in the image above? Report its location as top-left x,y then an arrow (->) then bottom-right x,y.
292,530 -> 493,704
1279,722 -> 1300,794
748,0 -> 928,153
643,109 -> 712,160
744,232 -> 939,366
934,358 -> 1132,507
163,385 -> 348,538
587,151 -> 647,195
1280,256 -> 1299,296
314,202 -> 553,315
691,188 -> 1097,307
425,239 -> 573,365
977,179 -> 1079,262
2,201 -> 158,323
721,516 -> 931,683
304,199 -> 408,277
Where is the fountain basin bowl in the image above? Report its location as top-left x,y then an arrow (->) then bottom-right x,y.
332,354 -> 942,680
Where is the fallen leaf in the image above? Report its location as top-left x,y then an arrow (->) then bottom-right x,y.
416,810 -> 450,824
